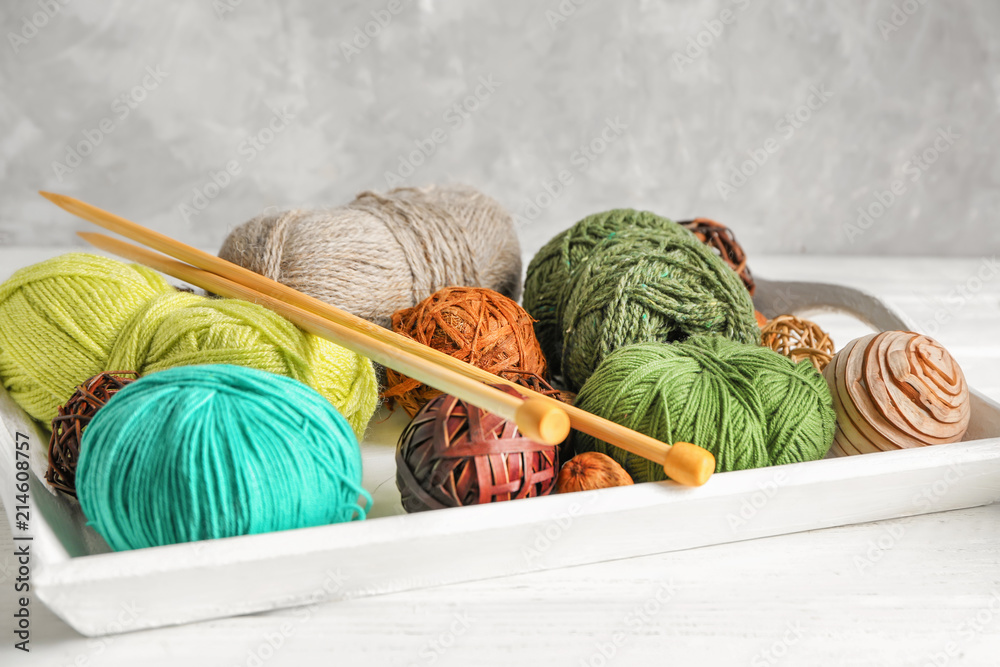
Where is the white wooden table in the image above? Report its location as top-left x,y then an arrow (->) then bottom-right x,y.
2,251 -> 999,667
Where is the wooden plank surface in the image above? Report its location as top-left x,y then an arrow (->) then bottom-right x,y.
1,251 -> 1000,666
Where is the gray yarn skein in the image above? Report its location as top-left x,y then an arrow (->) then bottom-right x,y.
219,185 -> 523,328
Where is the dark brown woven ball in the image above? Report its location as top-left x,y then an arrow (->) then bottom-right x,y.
679,217 -> 755,295
395,384 -> 560,512
506,370 -> 576,406
46,371 -> 139,497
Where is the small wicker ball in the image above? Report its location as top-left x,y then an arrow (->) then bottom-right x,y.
46,371 -> 139,497
557,452 -> 633,493
395,384 -> 559,512
823,331 -> 970,456
679,217 -> 755,295
384,286 -> 548,416
760,314 -> 835,371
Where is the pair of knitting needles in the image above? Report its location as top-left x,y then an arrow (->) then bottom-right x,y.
39,192 -> 716,487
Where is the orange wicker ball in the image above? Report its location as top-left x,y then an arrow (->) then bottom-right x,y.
395,384 -> 559,512
384,286 -> 548,416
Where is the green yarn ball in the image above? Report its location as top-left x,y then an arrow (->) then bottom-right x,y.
573,337 -> 836,483
523,209 -> 691,374
76,365 -> 370,551
524,209 -> 758,390
0,254 -> 378,436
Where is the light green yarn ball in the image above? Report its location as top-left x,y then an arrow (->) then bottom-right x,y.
0,254 -> 378,436
573,337 -> 836,483
77,365 -> 370,551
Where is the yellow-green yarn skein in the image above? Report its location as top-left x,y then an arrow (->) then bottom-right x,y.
573,337 -> 836,483
105,290 -> 377,436
0,253 -> 173,423
0,254 -> 378,436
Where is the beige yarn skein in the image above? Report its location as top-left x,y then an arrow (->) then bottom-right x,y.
219,185 -> 523,328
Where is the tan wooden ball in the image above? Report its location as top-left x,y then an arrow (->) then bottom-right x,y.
822,331 -> 971,456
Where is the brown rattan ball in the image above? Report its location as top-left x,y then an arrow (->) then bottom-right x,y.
506,370 -> 576,406
395,384 -> 559,512
679,217 -> 755,295
760,315 -> 834,371
384,286 -> 549,416
46,371 -> 139,497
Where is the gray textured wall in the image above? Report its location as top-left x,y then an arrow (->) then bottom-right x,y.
1,0 -> 998,259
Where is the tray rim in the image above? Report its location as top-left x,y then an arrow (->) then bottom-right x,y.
3,274 -> 1000,636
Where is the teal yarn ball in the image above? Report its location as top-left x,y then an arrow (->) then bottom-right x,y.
524,209 -> 758,390
523,209 -> 691,375
572,337 -> 836,483
76,364 -> 371,551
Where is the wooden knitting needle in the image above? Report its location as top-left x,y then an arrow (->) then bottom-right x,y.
76,232 -> 569,446
43,191 -> 715,485
81,232 -> 716,487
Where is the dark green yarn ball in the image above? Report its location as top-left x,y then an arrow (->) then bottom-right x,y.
523,209 -> 691,377
524,209 -> 758,390
572,337 -> 836,483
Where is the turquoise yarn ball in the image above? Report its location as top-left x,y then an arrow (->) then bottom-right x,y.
573,337 -> 836,483
76,364 -> 370,551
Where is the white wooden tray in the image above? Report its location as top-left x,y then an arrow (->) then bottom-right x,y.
2,277 -> 999,637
